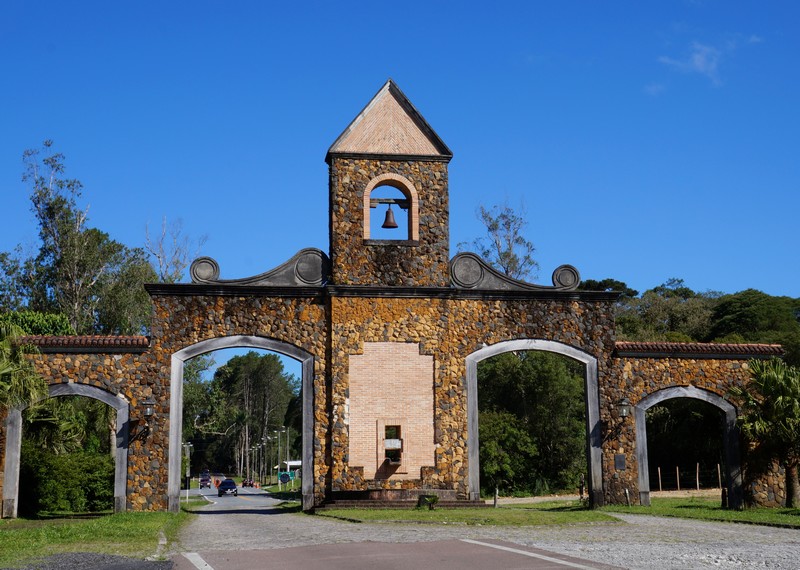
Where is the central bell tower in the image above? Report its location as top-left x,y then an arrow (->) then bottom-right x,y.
326,80 -> 453,287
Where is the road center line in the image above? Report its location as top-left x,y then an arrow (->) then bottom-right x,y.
460,539 -> 602,569
182,552 -> 214,569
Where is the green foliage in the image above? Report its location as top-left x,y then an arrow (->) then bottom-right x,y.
0,322 -> 47,410
479,410 -> 537,493
616,278 -> 721,341
0,310 -> 74,335
185,351 -> 298,477
316,501 -> 616,525
478,352 -> 586,495
587,277 -> 798,365
730,358 -> 800,506
19,440 -> 114,516
458,202 -> 538,280
602,496 -> 800,528
24,396 -> 114,455
0,511 -> 189,568
1,141 -> 157,334
578,278 -> 639,300
710,290 -> 800,366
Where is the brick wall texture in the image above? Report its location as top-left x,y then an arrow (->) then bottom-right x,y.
348,342 -> 434,480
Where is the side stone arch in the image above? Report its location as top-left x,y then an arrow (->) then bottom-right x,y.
3,383 -> 130,518
634,385 -> 742,509
168,335 -> 314,511
465,339 -> 602,504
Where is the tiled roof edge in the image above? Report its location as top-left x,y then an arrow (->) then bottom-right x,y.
19,335 -> 150,353
615,341 -> 784,359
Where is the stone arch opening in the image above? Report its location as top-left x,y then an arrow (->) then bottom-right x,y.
168,335 -> 314,511
2,383 -> 130,518
634,385 -> 742,509
362,173 -> 419,242
465,339 -> 602,505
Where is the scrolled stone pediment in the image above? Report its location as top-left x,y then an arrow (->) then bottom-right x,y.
450,252 -> 580,291
190,248 -> 329,287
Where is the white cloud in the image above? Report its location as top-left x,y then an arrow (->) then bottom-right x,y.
644,82 -> 665,96
659,42 -> 722,85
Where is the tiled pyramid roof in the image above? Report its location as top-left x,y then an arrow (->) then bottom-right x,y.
327,79 -> 451,159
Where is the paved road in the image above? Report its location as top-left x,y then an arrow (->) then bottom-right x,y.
169,494 -> 800,569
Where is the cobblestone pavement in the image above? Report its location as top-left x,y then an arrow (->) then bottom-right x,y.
174,505 -> 800,569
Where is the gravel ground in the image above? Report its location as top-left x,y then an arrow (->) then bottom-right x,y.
174,505 -> 800,569
14,553 -> 172,570
12,499 -> 798,569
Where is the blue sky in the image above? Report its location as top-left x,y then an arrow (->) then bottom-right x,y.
2,1 -> 798,302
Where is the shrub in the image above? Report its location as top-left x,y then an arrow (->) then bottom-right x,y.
19,441 -> 114,516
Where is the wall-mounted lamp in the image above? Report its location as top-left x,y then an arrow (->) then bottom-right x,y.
618,398 -> 632,419
130,398 -> 157,443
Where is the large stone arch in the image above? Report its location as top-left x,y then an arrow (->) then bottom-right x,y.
634,385 -> 742,509
168,335 -> 314,511
2,383 -> 130,518
465,339 -> 602,504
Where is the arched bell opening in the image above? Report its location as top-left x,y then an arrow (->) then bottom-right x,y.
362,173 -> 419,242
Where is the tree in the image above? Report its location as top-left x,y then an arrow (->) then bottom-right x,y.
578,278 -> 639,301
0,311 -> 73,335
729,358 -> 800,507
478,351 -> 586,495
710,290 -> 800,366
185,351 -> 297,476
1,141 -> 157,334
479,410 -> 537,504
459,202 -> 539,280
616,279 -> 720,342
0,322 -> 46,410
145,217 -> 207,283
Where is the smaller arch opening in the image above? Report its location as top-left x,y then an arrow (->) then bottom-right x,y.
367,185 -> 410,241
362,173 -> 419,242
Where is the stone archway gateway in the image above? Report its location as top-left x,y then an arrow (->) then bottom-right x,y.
167,336 -> 314,511
0,79 -> 787,516
635,385 -> 742,509
466,339 -> 602,503
3,383 -> 130,518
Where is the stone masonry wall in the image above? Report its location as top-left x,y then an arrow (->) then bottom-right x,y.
329,294 -> 617,499
608,356 -> 785,506
150,293 -> 328,506
3,351 -> 157,511
328,157 -> 450,287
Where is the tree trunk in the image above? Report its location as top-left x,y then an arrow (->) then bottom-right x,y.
786,461 -> 800,508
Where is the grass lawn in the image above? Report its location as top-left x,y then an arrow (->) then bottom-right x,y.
315,500 -> 618,526
0,511 -> 191,568
601,497 -> 800,528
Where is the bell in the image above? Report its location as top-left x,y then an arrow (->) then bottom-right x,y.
381,205 -> 399,229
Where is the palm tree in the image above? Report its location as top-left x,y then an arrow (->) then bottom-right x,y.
0,322 -> 46,410
730,358 -> 800,507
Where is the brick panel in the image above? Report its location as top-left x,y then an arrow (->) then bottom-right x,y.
349,342 -> 434,480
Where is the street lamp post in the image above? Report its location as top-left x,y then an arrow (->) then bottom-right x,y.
274,427 -> 286,490
266,436 -> 274,485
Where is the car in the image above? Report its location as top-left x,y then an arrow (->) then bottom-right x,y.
218,478 -> 238,497
199,471 -> 211,489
